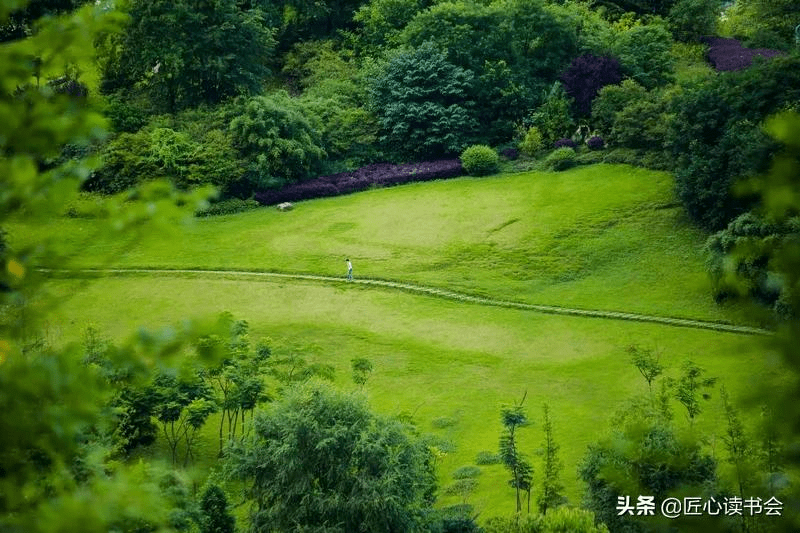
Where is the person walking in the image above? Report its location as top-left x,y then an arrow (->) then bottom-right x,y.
345,258 -> 353,281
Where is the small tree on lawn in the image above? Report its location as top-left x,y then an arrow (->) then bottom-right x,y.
500,392 -> 533,513
537,403 -> 565,514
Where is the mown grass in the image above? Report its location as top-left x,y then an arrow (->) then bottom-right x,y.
40,274 -> 783,518
10,164 -> 754,324
11,163 -> 781,520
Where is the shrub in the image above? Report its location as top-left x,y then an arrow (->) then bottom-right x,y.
518,126 -> 543,156
500,147 -> 519,160
475,451 -> 501,465
544,147 -> 576,171
452,466 -> 481,479
195,198 -> 259,217
254,159 -> 464,205
575,150 -> 605,166
460,145 -> 499,176
553,138 -> 577,149
586,136 -> 605,150
526,82 -> 576,145
230,92 -> 326,189
702,37 -> 784,72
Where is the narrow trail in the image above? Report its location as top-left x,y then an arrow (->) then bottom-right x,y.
40,267 -> 773,336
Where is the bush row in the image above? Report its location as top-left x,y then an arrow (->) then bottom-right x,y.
254,159 -> 463,206
702,37 -> 784,72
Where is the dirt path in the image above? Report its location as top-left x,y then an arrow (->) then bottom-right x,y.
40,267 -> 772,336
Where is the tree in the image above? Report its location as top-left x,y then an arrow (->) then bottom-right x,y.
612,23 -> 675,90
152,370 -> 217,466
200,484 -> 235,533
0,3 -> 220,529
627,344 -> 663,395
225,382 -> 437,533
673,360 -> 717,425
499,393 -> 533,514
668,55 -> 800,230
537,403 -> 565,515
230,91 -> 326,189
368,42 -> 478,160
104,0 -> 275,112
668,0 -> 720,42
560,54 -> 622,117
579,419 -> 716,532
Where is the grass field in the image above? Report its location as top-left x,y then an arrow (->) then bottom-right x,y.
9,163 -> 785,520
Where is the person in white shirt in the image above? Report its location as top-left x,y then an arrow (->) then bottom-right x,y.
346,258 -> 353,281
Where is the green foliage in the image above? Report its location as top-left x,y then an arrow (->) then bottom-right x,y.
230,91 -> 326,189
720,0 -> 800,50
225,382 -> 437,533
526,83 -> 575,146
452,465 -> 481,479
368,42 -> 478,160
460,144 -> 500,176
608,92 -> 673,150
88,124 -> 244,194
537,403 -> 565,515
195,198 -> 259,217
672,359 -> 717,424
351,356 -> 373,386
544,147 -> 576,171
668,55 -> 800,229
519,127 -> 544,157
612,23 -> 675,90
500,395 -> 533,513
704,212 -> 797,314
475,451 -> 502,465
104,0 -> 275,112
352,0 -> 433,52
591,79 -> 647,135
396,0 -> 575,143
399,0 -> 577,86
200,484 -> 235,533
668,0 -> 720,42
483,507 -> 609,533
627,344 -> 663,394
579,418 -> 716,532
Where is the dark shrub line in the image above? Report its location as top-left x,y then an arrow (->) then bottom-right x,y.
254,159 -> 463,206
702,36 -> 784,72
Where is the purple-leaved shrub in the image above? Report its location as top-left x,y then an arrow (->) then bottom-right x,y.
254,159 -> 463,205
586,136 -> 605,150
554,138 -> 577,149
702,37 -> 784,72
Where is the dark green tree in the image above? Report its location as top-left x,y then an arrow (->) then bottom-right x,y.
200,484 -> 235,533
105,0 -> 275,112
368,42 -> 478,160
225,382 -> 437,533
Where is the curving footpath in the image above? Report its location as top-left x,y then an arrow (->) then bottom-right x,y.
39,267 -> 773,337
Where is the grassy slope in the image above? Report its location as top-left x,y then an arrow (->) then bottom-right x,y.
42,276 -> 782,517
14,164 -> 754,323
10,163 -> 781,517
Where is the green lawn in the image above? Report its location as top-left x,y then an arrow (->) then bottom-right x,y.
10,163 -> 783,519
11,164 -> 755,324
41,275 -> 781,517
